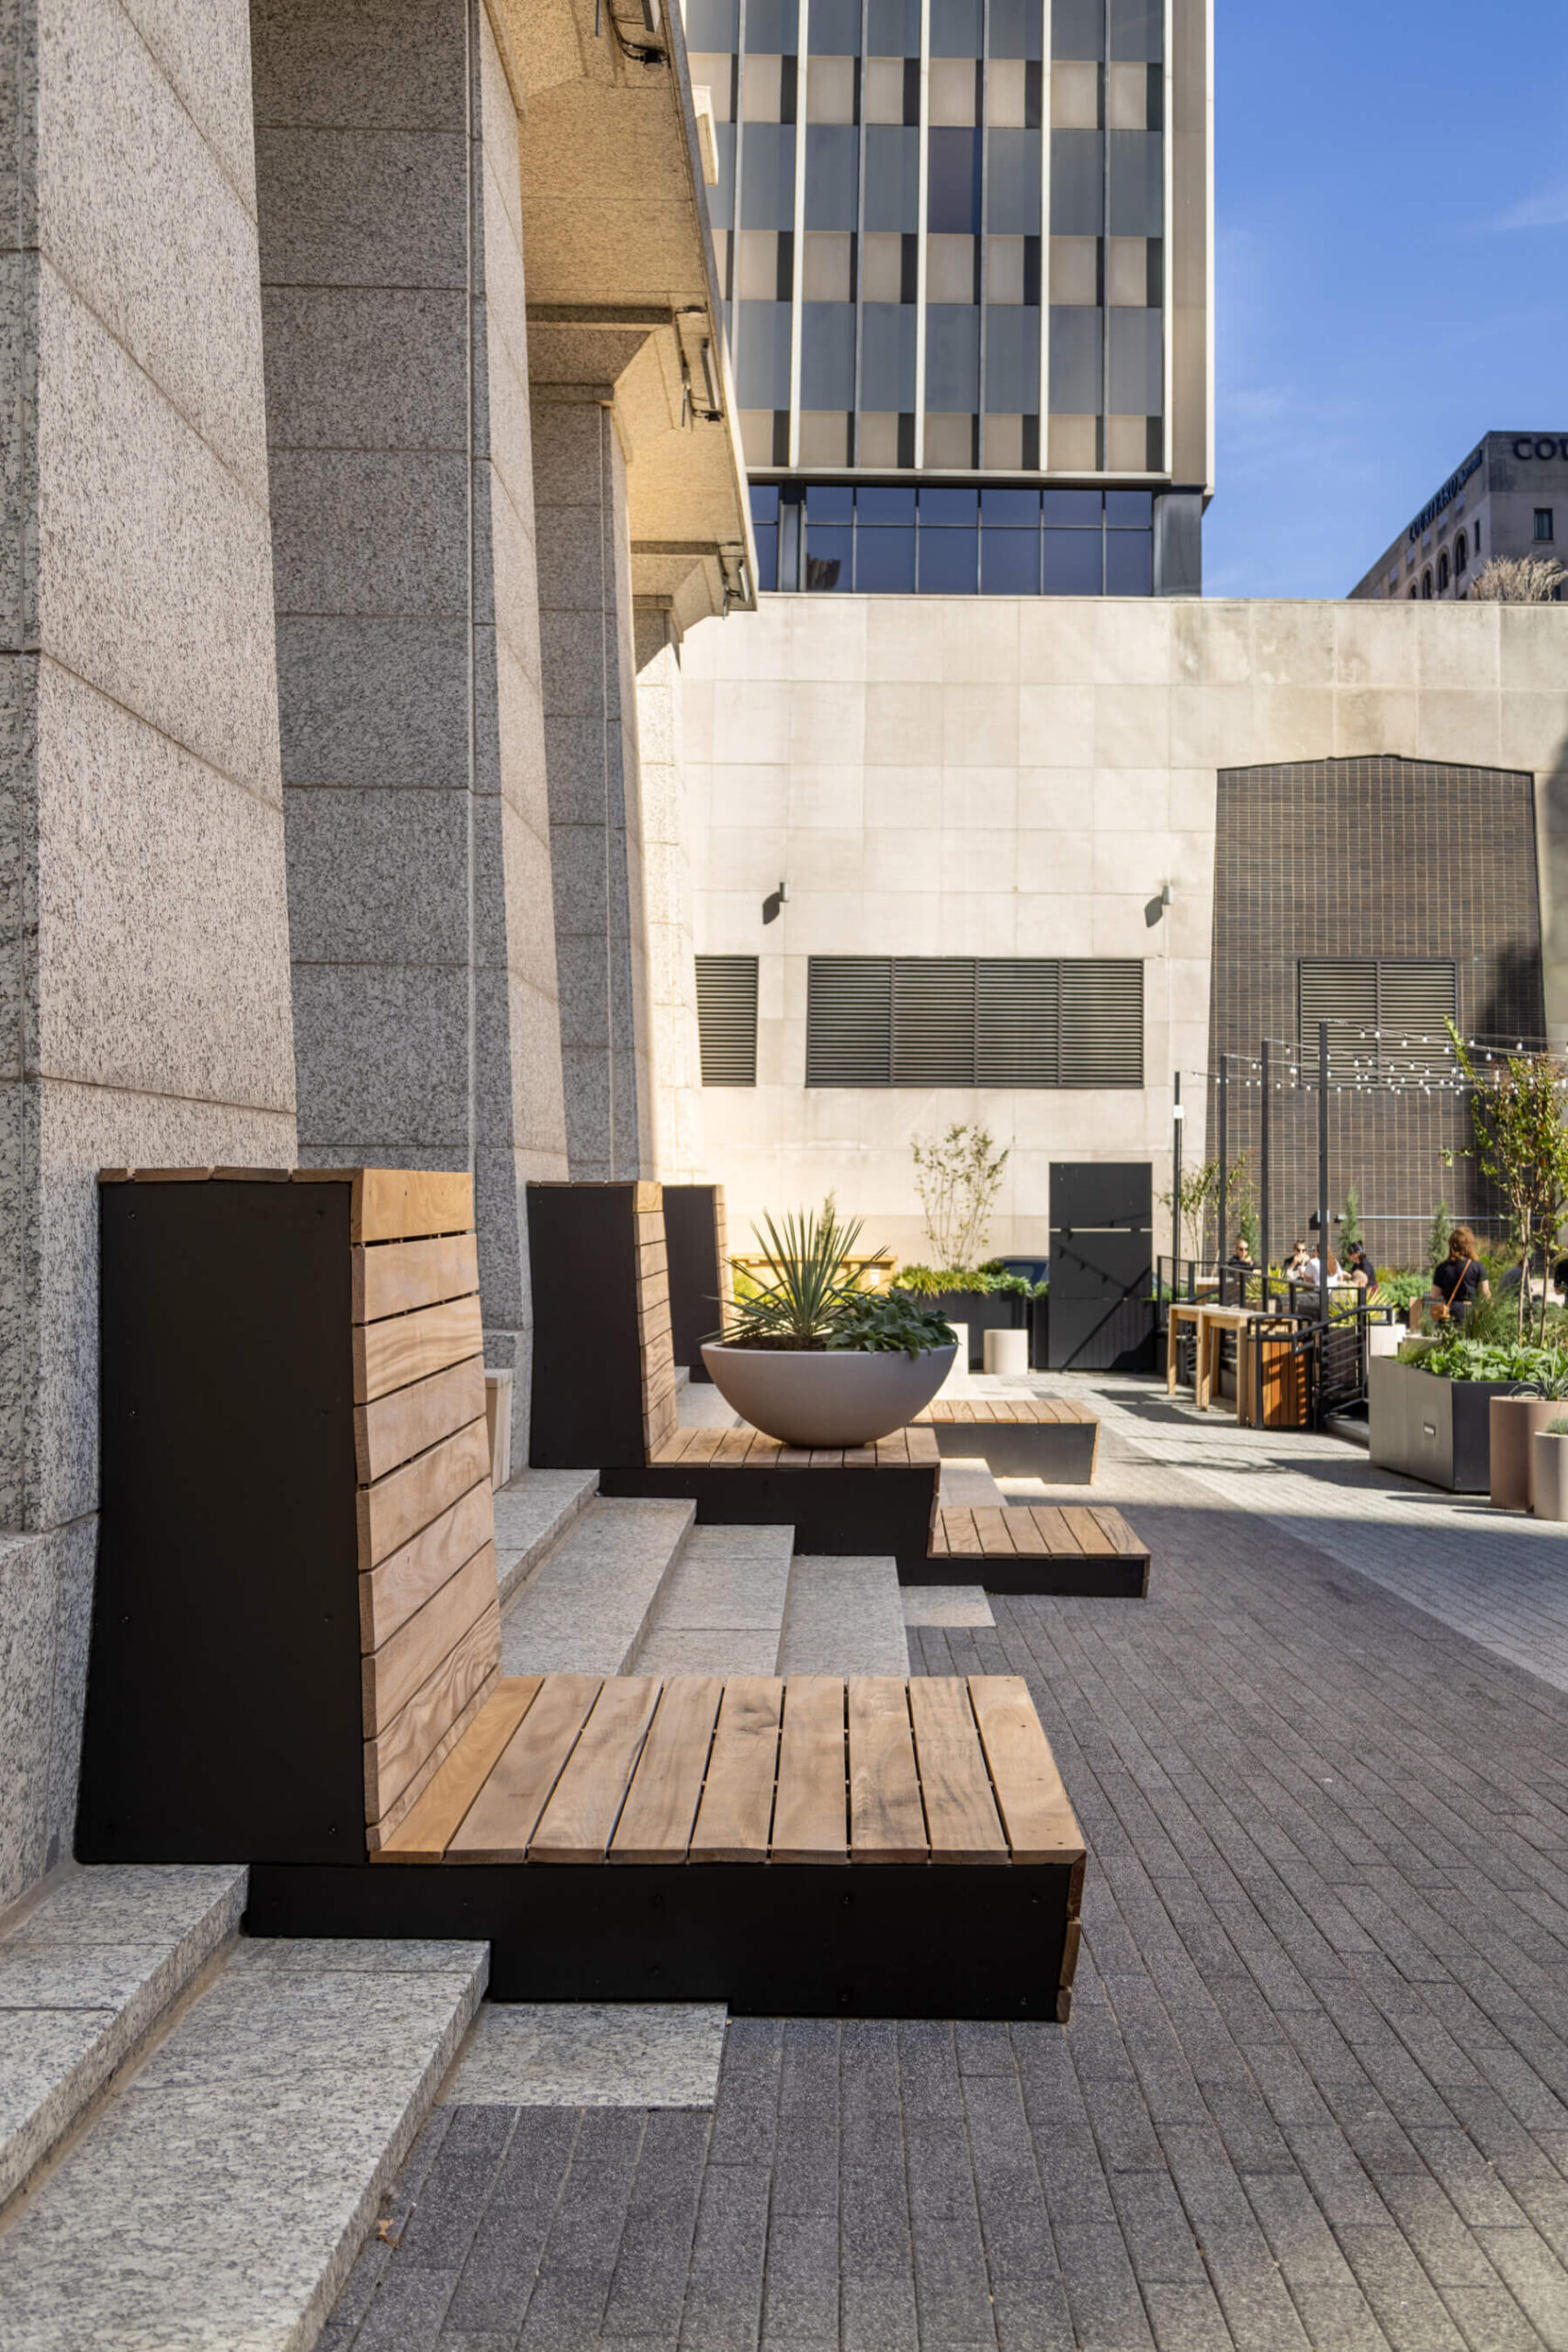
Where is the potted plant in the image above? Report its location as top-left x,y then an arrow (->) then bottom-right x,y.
702,1200 -> 956,1448
1533,1416 -> 1568,1521
1371,1328 -> 1568,1493
892,1260 -> 1042,1370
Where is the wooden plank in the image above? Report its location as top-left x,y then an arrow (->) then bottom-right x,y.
365,1670 -> 495,1848
357,1416 -> 491,1570
970,1507 -> 1017,1555
529,1678 -> 663,1862
355,1293 -> 485,1405
357,1167 -> 473,1244
680,1425 -> 728,1465
775,1446 -> 813,1469
874,1430 -> 909,1465
907,1426 -> 941,1467
364,1602 -> 501,1825
376,1679 -> 543,1861
928,1516 -> 950,1556
772,1678 -> 849,1863
654,1425 -> 701,1466
967,1676 -> 1085,1863
841,1443 -> 877,1468
632,1184 -> 663,1216
1003,1507 -> 1052,1555
360,1488 -> 494,1652
1028,1506 -> 1081,1555
611,1677 -> 724,1861
942,1509 -> 983,1557
1062,1507 -> 1115,1557
353,1232 -> 479,1325
744,1433 -> 785,1467
847,1679 -> 927,1863
808,1449 -> 844,1470
688,1678 -> 784,1862
363,1544 -> 498,1735
447,1673 -> 604,1861
712,1428 -> 757,1466
1088,1506 -> 1143,1556
908,1679 -> 1008,1863
355,1353 -> 486,1486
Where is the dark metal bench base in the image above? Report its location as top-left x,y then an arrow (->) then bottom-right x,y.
245,1857 -> 1081,2019
900,1552 -> 1149,1598
927,1422 -> 1098,1482
599,1462 -> 941,1577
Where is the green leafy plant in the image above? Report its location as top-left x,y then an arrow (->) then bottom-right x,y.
1157,1154 -> 1254,1262
895,1261 -> 1044,1300
1427,1198 -> 1451,1270
1413,1334 -> 1568,1387
719,1198 -> 953,1358
1446,1023 -> 1568,1341
1340,1185 -> 1363,1254
911,1125 -> 1008,1266
826,1291 -> 957,1360
1546,1416 -> 1568,1436
1376,1271 -> 1432,1310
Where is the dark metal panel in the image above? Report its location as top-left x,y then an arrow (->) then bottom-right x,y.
525,1185 -> 648,1467
661,1184 -> 724,1383
78,1181 -> 364,1864
1049,1159 -> 1151,1230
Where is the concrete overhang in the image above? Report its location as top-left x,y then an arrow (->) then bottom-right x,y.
488,0 -> 755,633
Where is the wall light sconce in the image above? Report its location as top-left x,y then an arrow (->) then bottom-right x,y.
763,879 -> 789,925
1160,881 -> 1173,908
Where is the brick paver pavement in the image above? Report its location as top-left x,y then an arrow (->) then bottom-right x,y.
323,1389 -> 1568,2351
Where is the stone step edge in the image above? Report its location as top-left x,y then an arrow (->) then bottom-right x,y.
495,1468 -> 600,1610
0,1865 -> 248,2212
499,1496 -> 698,1678
613,1498 -> 699,1673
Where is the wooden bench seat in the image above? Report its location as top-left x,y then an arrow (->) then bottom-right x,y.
914,1397 -> 1100,1482
265,1669 -> 1084,2018
929,1504 -> 1149,1598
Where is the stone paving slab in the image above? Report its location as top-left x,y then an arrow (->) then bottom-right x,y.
776,1555 -> 909,1676
499,1498 -> 694,1675
324,1379 -> 1568,2350
491,1469 -> 598,1609
440,2007 -> 728,2109
900,1584 -> 996,1628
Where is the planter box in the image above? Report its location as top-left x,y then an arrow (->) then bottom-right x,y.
899,1289 -> 1025,1372
1368,1355 -> 1517,1492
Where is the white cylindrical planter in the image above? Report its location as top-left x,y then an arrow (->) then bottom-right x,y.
1532,1430 -> 1568,1521
983,1328 -> 1030,1376
1367,1325 -> 1401,1360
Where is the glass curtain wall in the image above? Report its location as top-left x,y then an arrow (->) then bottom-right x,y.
687,0 -> 1167,480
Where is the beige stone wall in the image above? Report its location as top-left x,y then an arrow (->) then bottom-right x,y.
0,0 -> 297,1905
681,595 -> 1568,1261
637,608 -> 707,1183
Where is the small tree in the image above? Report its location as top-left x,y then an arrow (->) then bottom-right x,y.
1235,1187 -> 1261,1261
1340,1185 -> 1364,1254
1448,1024 -> 1568,1340
1427,1197 -> 1451,1271
1468,554 -> 1567,604
1158,1155 -> 1252,1264
911,1124 -> 1009,1269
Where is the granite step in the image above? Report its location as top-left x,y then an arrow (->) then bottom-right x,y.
0,1862 -> 247,2211
0,1935 -> 486,2352
499,1496 -> 696,1676
491,1466 -> 599,1609
629,1523 -> 796,1676
776,1555 -> 910,1676
937,1454 -> 1009,1510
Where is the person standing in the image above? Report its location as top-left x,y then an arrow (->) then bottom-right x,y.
1345,1240 -> 1379,1298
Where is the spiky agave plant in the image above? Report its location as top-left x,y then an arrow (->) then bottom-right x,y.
722,1197 -> 880,1349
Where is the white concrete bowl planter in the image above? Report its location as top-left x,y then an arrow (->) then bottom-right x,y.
700,1341 -> 957,1449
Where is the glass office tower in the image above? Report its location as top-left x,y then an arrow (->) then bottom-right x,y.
686,0 -> 1212,594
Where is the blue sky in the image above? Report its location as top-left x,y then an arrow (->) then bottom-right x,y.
1204,0 -> 1568,599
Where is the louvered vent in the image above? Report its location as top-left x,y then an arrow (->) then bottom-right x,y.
1298,958 -> 1457,1080
806,956 -> 892,1085
806,956 -> 1144,1087
694,956 -> 759,1086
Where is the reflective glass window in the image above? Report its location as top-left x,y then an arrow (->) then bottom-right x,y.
981,486 -> 1040,525
857,486 -> 916,524
1047,305 -> 1102,412
736,301 -> 793,406
920,486 -> 978,525
927,129 -> 982,232
856,527 -> 917,591
1107,307 -> 1162,413
744,0 -> 798,47
1104,528 -> 1152,594
926,306 -> 981,410
739,125 -> 797,227
981,527 -> 1040,593
1043,488 -> 1102,526
867,0 -> 920,51
1109,0 -> 1161,60
808,0 -> 861,48
1044,527 -> 1102,592
919,526 -> 978,593
805,126 -> 860,227
805,527 -> 852,588
1108,130 -> 1163,235
807,483 -> 854,522
987,130 -> 1041,232
984,306 -> 1040,412
753,523 -> 780,591
1051,0 -> 1103,58
801,304 -> 856,406
1104,489 -> 1152,526
750,483 -> 781,522
687,0 -> 739,42
989,0 -> 1043,60
931,0 -> 982,51
1049,130 -> 1104,235
863,126 -> 922,229
861,304 -> 919,408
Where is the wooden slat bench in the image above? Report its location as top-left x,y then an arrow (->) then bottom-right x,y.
251,1670 -> 1086,2018
80,1169 -> 1089,2017
914,1397 -> 1100,1482
930,1504 -> 1150,1598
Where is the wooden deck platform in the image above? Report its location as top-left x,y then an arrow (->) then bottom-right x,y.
913,1397 -> 1100,1482
247,1671 -> 1086,2018
926,1503 -> 1150,1597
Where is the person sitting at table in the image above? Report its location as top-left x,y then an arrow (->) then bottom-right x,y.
1344,1240 -> 1379,1298
1227,1237 -> 1254,1268
1302,1244 -> 1337,1287
1282,1240 -> 1309,1283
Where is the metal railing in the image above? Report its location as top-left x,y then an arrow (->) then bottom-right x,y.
1154,1258 -> 1400,1429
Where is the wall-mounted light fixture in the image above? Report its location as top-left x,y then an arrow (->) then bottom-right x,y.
762,879 -> 790,925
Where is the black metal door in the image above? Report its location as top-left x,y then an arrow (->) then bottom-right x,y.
1048,1162 -> 1155,1370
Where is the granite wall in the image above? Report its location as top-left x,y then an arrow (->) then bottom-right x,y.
254,0 -> 569,1462
0,0 -> 297,1906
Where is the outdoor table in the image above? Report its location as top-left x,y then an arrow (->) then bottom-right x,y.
1194,1306 -> 1254,1413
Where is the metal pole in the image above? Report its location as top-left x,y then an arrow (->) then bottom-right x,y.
1259,1040 -> 1271,1308
1172,1070 -> 1183,1291
1216,1052 -> 1228,1293
1317,1020 -> 1330,1339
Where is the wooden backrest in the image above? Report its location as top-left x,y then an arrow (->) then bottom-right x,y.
348,1178 -> 502,1849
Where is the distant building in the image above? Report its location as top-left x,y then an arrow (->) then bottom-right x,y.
1349,432 -> 1568,601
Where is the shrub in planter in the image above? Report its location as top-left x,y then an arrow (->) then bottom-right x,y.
894,1261 -> 1044,1369
703,1201 -> 956,1448
1374,1335 -> 1568,1493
